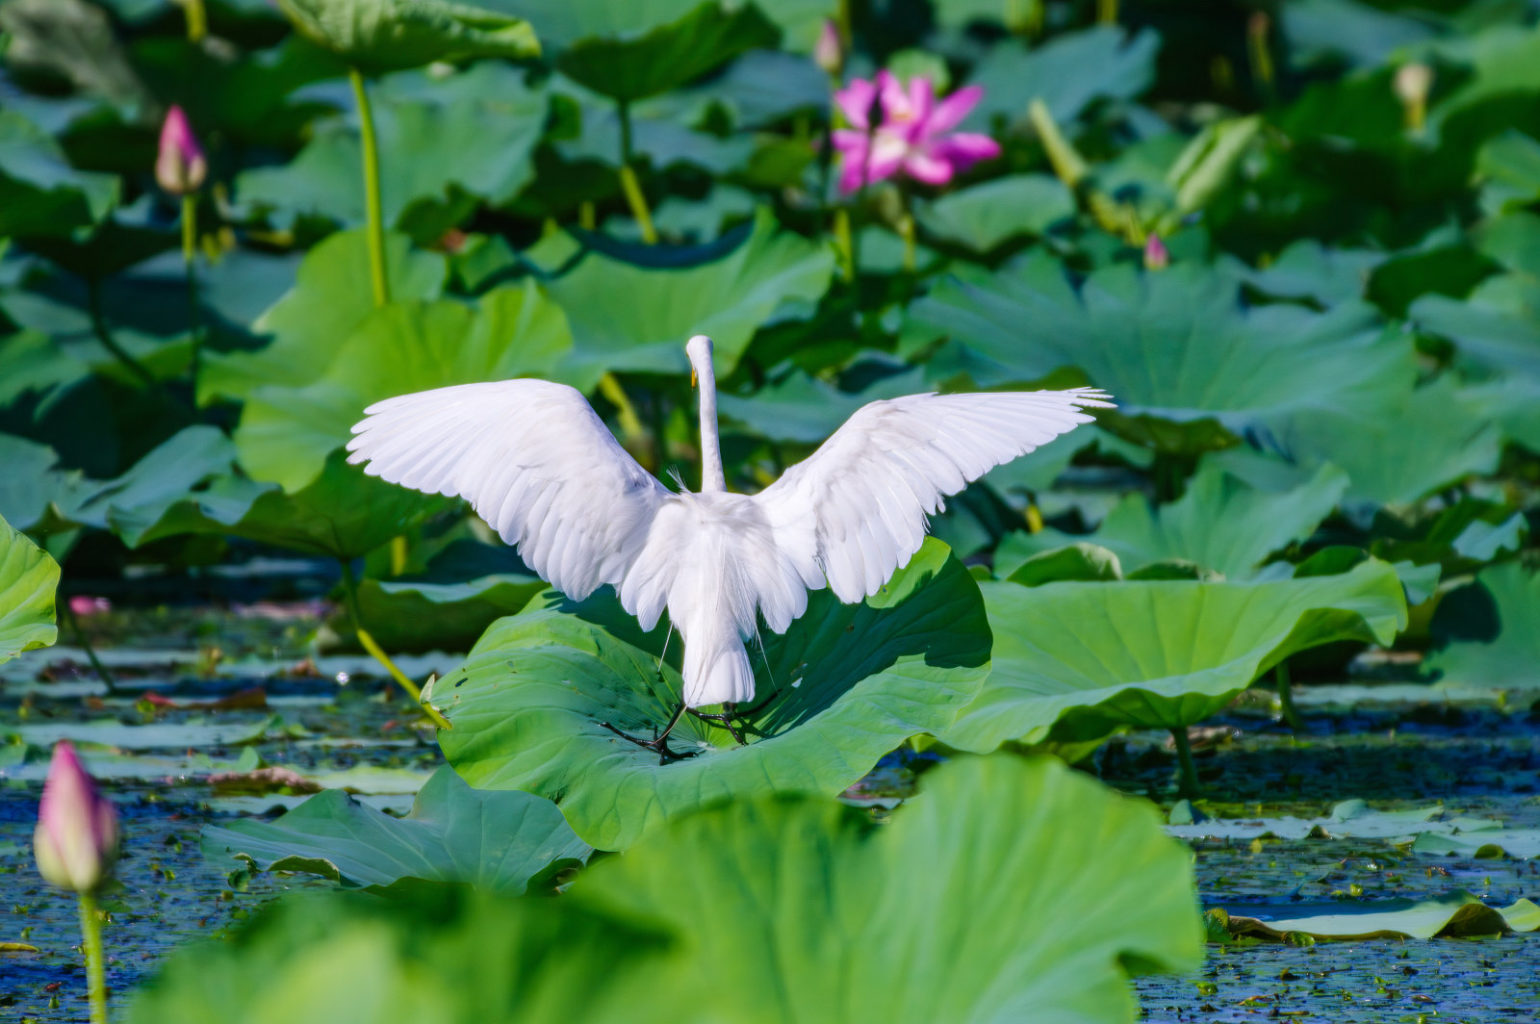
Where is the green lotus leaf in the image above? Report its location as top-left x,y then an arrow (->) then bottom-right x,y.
1279,0 -> 1436,71
995,462 -> 1349,580
438,539 -> 990,850
275,0 -> 538,75
0,434 -> 91,534
1475,130 -> 1540,214
352,572 -> 546,653
125,888 -> 682,1024
0,513 -> 59,666
964,26 -> 1159,131
73,426 -> 274,548
200,228 -> 448,405
912,174 -> 1075,254
1411,280 -> 1540,378
554,0 -> 779,103
1235,240 -> 1386,306
1426,563 -> 1540,691
201,765 -> 591,894
1211,893 -> 1515,943
547,208 -> 833,380
235,282 -> 573,492
1413,829 -> 1540,860
940,560 -> 1407,751
909,253 -> 1407,455
577,754 -> 1203,1023
1168,801 -> 1502,844
1281,376 -> 1503,508
236,64 -> 547,232
0,110 -> 119,238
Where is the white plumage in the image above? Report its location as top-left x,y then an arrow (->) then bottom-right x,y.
347,334 -> 1111,709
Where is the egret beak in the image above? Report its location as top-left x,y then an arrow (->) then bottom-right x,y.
690,367 -> 698,388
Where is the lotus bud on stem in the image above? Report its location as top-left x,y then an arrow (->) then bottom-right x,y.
1395,63 -> 1433,134
1144,234 -> 1170,270
34,742 -> 118,1024
814,19 -> 844,77
1247,12 -> 1275,99
159,106 -> 208,394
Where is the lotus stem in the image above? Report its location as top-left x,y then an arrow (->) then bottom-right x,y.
61,599 -> 119,696
833,208 -> 855,283
616,101 -> 658,244
1276,662 -> 1304,731
85,279 -> 157,391
898,208 -> 916,273
179,0 -> 207,42
598,372 -> 647,449
1028,100 -> 1142,246
1097,0 -> 1117,24
338,559 -> 451,730
388,535 -> 407,576
1171,727 -> 1200,798
78,891 -> 108,1024
181,195 -> 203,398
348,67 -> 390,308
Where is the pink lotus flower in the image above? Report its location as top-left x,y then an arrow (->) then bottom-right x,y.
156,105 -> 207,196
34,741 -> 119,893
1144,233 -> 1170,270
832,71 -> 1000,193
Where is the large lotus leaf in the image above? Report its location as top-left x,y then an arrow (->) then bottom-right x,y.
1426,563 -> 1540,690
995,462 -> 1348,581
353,573 -> 546,652
1476,130 -> 1540,214
912,174 -> 1076,254
909,253 -> 1408,455
73,426 -> 274,548
235,283 -> 572,492
125,888 -> 682,1024
715,365 -> 925,445
964,26 -> 1160,131
1411,281 -> 1540,378
577,754 -> 1202,1023
547,209 -> 833,380
237,65 -> 547,230
1281,376 -> 1503,508
1235,240 -> 1386,306
1279,0 -> 1438,70
0,110 -> 118,237
940,560 -> 1407,751
438,539 -> 990,850
0,434 -> 92,533
200,228 -> 448,404
202,765 -> 591,893
102,442 -> 443,559
276,0 -> 538,74
555,0 -> 780,103
0,514 -> 59,665
1212,894 -> 1515,943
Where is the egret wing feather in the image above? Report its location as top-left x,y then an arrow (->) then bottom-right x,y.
753,388 -> 1113,605
346,380 -> 670,604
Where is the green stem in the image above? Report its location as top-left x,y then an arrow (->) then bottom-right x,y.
85,279 -> 157,391
1171,727 -> 1199,799
1276,662 -> 1304,730
78,892 -> 108,1024
338,560 -> 451,730
181,0 -> 207,41
897,191 -> 916,274
1097,0 -> 1117,24
348,67 -> 390,308
832,208 -> 855,283
616,101 -> 657,244
181,195 -> 202,400
61,599 -> 119,696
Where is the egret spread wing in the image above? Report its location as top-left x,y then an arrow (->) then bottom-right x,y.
346,380 -> 670,603
753,388 -> 1113,604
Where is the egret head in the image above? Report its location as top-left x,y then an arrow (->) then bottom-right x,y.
685,334 -> 714,388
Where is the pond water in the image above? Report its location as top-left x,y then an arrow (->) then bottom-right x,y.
3,604 -> 1539,1022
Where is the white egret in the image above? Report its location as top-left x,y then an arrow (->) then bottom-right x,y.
347,334 -> 1110,753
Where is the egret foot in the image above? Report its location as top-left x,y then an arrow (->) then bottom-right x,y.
600,703 -> 694,764
688,687 -> 785,745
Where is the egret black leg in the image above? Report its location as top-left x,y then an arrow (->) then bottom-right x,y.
601,702 -> 694,764
689,702 -> 747,744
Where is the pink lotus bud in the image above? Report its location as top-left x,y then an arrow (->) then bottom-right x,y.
156,105 -> 207,196
1144,234 -> 1170,270
814,19 -> 843,76
34,742 -> 119,893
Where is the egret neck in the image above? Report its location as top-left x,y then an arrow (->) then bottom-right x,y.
686,334 -> 727,493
